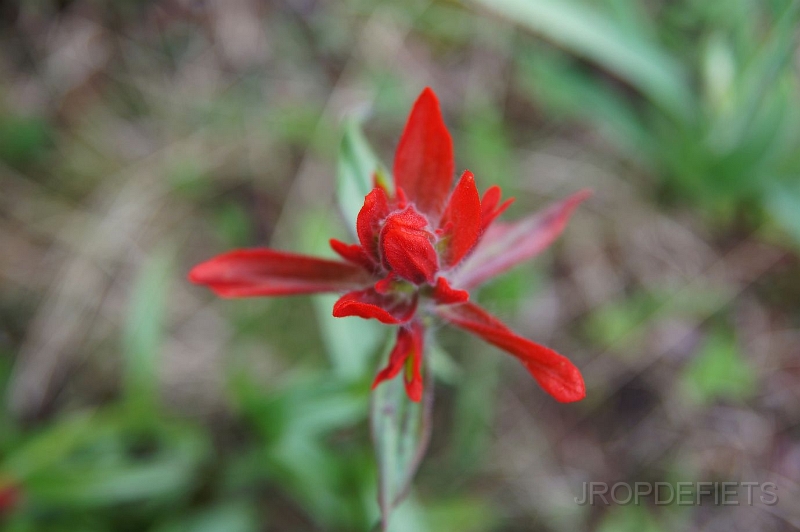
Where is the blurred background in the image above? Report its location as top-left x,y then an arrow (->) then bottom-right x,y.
1,0 -> 799,530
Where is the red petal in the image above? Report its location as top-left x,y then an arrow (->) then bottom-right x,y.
332,288 -> 417,324
188,249 -> 369,297
404,321 -> 424,402
329,239 -> 375,272
371,326 -> 413,388
455,189 -> 591,289
371,322 -> 425,402
395,186 -> 409,209
439,171 -> 482,267
357,187 -> 391,262
432,276 -> 469,305
480,185 -> 515,232
481,186 -> 501,214
393,88 -> 454,217
436,302 -> 585,402
379,208 -> 439,284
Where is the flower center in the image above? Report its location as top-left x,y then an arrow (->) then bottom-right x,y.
378,206 -> 439,285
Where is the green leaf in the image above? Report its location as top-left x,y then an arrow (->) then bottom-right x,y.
123,249 -> 172,410
371,350 -> 433,531
706,1 -> 800,153
2,413 -> 95,480
337,119 -> 387,234
517,51 -> 653,161
601,0 -> 656,38
385,494 -> 428,532
4,412 -> 210,507
233,372 -> 367,442
231,372 -> 373,530
701,33 -> 736,113
469,0 -> 694,120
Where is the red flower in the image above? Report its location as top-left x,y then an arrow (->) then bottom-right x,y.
189,88 -> 590,403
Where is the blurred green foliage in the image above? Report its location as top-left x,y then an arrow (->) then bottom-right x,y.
0,113 -> 51,168
681,331 -> 756,404
485,0 -> 800,234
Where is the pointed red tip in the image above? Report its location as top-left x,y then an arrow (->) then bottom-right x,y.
393,88 -> 454,216
329,238 -> 375,272
436,302 -> 585,403
432,277 -> 469,305
405,379 -> 423,402
439,170 -> 482,268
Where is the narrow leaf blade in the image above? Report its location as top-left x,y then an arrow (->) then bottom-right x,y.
370,358 -> 433,530
470,0 -> 694,120
337,119 -> 387,235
